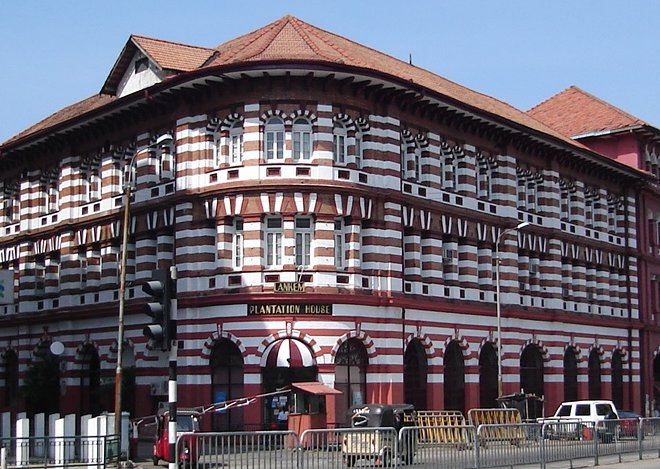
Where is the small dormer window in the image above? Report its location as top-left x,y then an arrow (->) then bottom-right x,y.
135,57 -> 149,73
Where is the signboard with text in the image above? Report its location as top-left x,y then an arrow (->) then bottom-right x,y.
247,303 -> 332,315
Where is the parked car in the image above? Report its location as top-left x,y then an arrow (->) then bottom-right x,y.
618,410 -> 641,438
538,400 -> 620,442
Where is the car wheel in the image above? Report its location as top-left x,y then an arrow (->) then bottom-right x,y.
345,455 -> 356,467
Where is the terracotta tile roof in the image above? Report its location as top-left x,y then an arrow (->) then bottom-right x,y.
528,86 -> 647,137
207,16 -> 578,147
2,94 -> 115,145
4,15 -> 584,150
131,35 -> 215,72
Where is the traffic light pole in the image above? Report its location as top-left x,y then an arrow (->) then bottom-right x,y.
168,266 -> 177,469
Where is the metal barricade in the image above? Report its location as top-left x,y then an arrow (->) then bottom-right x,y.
400,425 -> 475,469
469,409 -> 526,446
177,430 -> 299,469
475,422 -> 541,468
413,410 -> 469,445
641,417 -> 660,457
540,420 -> 597,466
300,427 -> 397,468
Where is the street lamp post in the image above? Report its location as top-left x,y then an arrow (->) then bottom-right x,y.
114,151 -> 137,450
496,221 -> 530,398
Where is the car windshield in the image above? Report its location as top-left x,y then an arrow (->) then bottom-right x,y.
619,411 -> 638,418
557,405 -> 572,417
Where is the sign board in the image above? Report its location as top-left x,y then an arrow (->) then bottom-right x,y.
247,303 -> 332,315
0,270 -> 14,304
274,282 -> 305,293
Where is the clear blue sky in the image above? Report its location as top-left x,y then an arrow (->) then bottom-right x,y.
2,0 -> 659,144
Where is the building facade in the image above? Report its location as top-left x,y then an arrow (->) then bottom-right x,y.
529,86 -> 660,414
0,17 -> 647,430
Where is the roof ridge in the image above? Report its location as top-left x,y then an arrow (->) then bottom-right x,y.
213,17 -> 287,62
290,17 -> 362,65
527,85 -> 575,114
568,86 -> 647,126
131,34 -> 215,53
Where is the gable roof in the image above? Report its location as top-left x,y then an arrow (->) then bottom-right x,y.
527,85 -> 647,138
101,34 -> 215,95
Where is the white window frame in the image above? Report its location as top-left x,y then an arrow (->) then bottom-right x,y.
229,120 -> 244,164
333,122 -> 347,164
265,117 -> 285,161
334,218 -> 346,269
354,131 -> 363,169
295,216 -> 313,267
233,218 -> 244,268
265,216 -> 283,267
476,157 -> 491,199
413,144 -> 421,181
292,118 -> 312,161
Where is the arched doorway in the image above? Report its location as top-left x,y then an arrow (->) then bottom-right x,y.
262,338 -> 316,429
588,349 -> 602,399
520,344 -> 544,419
211,339 -> 244,431
611,350 -> 624,410
404,339 -> 427,410
563,347 -> 578,402
444,341 -> 465,414
335,338 -> 368,426
24,341 -> 60,417
3,350 -> 19,410
479,343 -> 498,408
79,344 -> 101,416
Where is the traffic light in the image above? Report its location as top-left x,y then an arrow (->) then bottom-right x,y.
142,268 -> 172,351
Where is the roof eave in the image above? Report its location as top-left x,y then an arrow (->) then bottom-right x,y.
1,60 -> 648,181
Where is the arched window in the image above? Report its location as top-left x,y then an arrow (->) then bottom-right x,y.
563,347 -> 578,402
79,344 -> 101,416
520,345 -> 544,397
588,349 -> 602,399
265,117 -> 285,161
292,118 -> 312,161
444,341 -> 465,414
24,342 -> 60,417
211,339 -> 244,431
520,344 -> 544,419
611,350 -> 624,410
479,343 -> 498,408
354,130 -> 364,169
228,120 -> 244,164
333,122 -> 347,164
404,339 -> 427,410
335,339 -> 368,425
154,134 -> 175,181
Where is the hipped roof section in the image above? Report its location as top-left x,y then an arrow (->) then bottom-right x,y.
528,86 -> 648,138
0,15 -> 609,152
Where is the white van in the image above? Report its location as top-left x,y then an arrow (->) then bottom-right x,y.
540,400 -> 619,441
